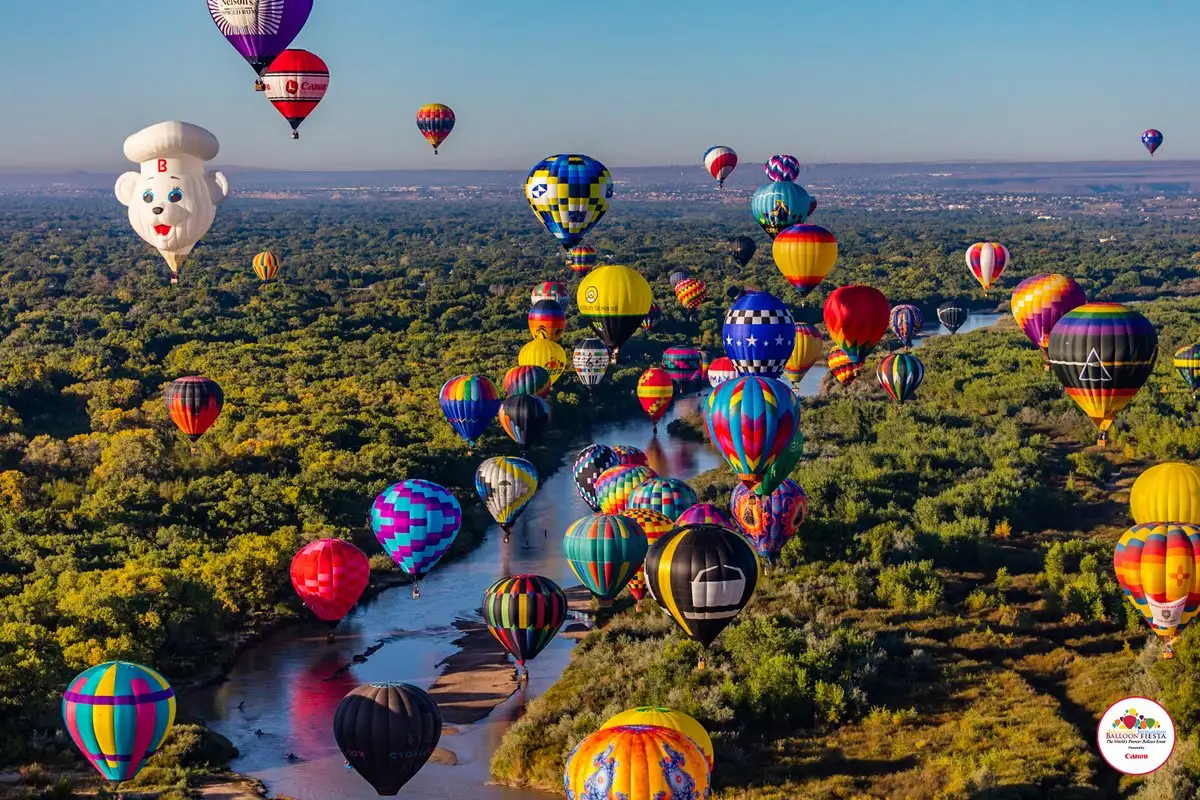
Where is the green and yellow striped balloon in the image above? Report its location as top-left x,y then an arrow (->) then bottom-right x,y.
563,514 -> 648,601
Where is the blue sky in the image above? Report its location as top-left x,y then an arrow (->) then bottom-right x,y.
0,0 -> 1195,170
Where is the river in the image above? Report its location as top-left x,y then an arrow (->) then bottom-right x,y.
188,312 -> 1003,800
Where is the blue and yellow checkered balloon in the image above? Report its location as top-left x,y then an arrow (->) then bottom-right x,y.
525,154 -> 613,249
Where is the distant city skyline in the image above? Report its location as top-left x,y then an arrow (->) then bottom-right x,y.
1,1 -> 1196,171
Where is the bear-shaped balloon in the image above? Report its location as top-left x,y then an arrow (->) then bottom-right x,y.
115,121 -> 230,284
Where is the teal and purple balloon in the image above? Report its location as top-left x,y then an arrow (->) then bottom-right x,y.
207,0 -> 314,82
629,477 -> 700,521
764,155 -> 801,182
439,375 -> 501,449
723,290 -> 795,378
677,502 -> 736,529
751,182 -> 816,239
370,479 -> 462,593
562,514 -> 648,601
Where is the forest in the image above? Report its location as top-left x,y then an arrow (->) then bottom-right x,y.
2,193 -> 1200,797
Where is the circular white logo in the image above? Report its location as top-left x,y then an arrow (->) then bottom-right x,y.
585,286 -> 598,304
1097,697 -> 1174,775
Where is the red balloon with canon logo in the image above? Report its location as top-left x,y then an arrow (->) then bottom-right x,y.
262,49 -> 329,139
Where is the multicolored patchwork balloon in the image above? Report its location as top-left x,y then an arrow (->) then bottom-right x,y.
677,503 -> 736,529
476,457 -> 538,538
772,224 -> 837,299
663,347 -> 703,383
827,346 -> 862,386
595,464 -> 657,514
525,154 -> 613,249
439,375 -> 501,449
876,353 -> 925,405
483,574 -> 567,668
704,145 -> 737,187
752,182 -> 817,239
573,444 -> 619,511
628,477 -> 699,521
889,304 -> 924,350
965,241 -> 1010,292
370,479 -> 462,595
503,365 -> 551,399
674,277 -> 707,311
415,103 -> 455,154
723,290 -> 796,378
823,285 -> 890,367
619,508 -> 674,607
1010,274 -> 1087,361
705,375 -> 802,492
290,538 -> 370,625
564,724 -> 711,799
532,281 -> 568,306
764,154 -> 801,182
732,479 -> 808,562
611,445 -> 648,466
563,514 -> 648,601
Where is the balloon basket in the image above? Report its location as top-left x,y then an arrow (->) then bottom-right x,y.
411,585 -> 421,599
290,132 -> 299,140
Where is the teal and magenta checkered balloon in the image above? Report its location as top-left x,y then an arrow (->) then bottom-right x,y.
371,479 -> 462,580
628,477 -> 699,521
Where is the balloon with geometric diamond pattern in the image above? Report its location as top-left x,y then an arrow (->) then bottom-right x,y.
369,479 -> 462,598
722,290 -> 795,379
524,154 -> 613,250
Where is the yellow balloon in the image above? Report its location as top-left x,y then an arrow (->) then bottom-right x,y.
564,724 -> 710,799
600,707 -> 713,769
1114,522 -> 1200,644
1130,462 -> 1200,525
771,224 -> 838,300
577,265 -> 652,357
518,339 -> 567,386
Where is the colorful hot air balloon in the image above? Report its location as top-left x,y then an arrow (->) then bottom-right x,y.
563,514 -> 648,602
637,367 -> 675,430
663,347 -> 703,384
578,265 -> 653,361
1011,274 -> 1088,365
723,290 -> 796,378
876,353 -> 925,404
290,539 -> 370,627
567,244 -> 599,275
564,725 -> 711,799
1047,303 -> 1158,446
518,338 -> 568,386
62,661 -> 176,783
476,457 -> 539,540
573,444 -> 620,512
704,145 -> 737,187
439,375 -> 502,449
1130,462 -> 1200,526
751,182 -> 817,239
498,394 -> 552,452
595,465 -> 658,515
823,285 -> 890,367
784,323 -> 823,391
164,376 -> 223,441
764,154 -> 801,182
705,375 -> 802,492
827,347 -> 862,386
415,103 -> 455,154
728,235 -> 757,268
1114,522 -> 1200,658
772,224 -> 837,299
937,300 -> 969,334
669,270 -> 691,290
642,302 -> 663,332
708,356 -> 737,388
629,477 -> 699,521
262,49 -> 329,139
965,242 -> 1010,293
888,305 -> 924,350
758,426 -> 804,498
525,154 -> 613,249
528,299 -> 566,342
207,0 -> 313,89
732,479 -> 808,562
600,708 -> 714,770
503,365 -> 551,399
674,277 -> 707,312
1142,129 -> 1164,157
532,281 -> 569,306
252,251 -> 280,280
619,508 -> 674,609
370,479 -> 461,597
1175,344 -> 1200,395
612,445 -> 648,467
482,574 -> 567,670
574,338 -> 610,391
678,503 -> 736,529
645,523 -> 760,651
334,683 -> 442,795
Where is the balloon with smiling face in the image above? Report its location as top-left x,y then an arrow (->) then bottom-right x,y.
114,121 -> 230,284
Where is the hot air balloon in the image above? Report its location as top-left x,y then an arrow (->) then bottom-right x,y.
370,479 -> 461,597
772,224 -> 838,300
704,145 -> 737,187
564,725 -> 711,799
765,154 -> 801,183
629,477 -> 699,521
707,356 -> 737,388
612,445 -> 648,467
669,270 -> 691,290
1048,303 -> 1158,446
1175,344 -> 1200,396
207,0 -> 313,90
567,244 -> 598,275
1114,522 -> 1200,658
757,426 -> 804,498
262,49 -> 329,139
784,323 -> 823,391
62,661 -> 176,784
476,457 -> 538,542
532,281 -> 568,306
574,338 -> 610,392
827,347 -> 862,386
674,277 -> 707,312
439,375 -> 502,450
965,242 -> 1009,293
578,265 -> 653,362
678,503 -> 736,529
518,338 -> 568,386
937,300 -> 969,334
1130,462 -> 1200,526
638,367 -> 674,431
334,683 -> 442,795
252,251 -> 280,280
595,465 -> 658,515
164,376 -> 223,442
498,394 -> 551,453
732,479 -> 808,562
823,284 -> 890,368
482,574 -> 567,674
723,290 -> 796,378
573,444 -> 619,512
751,182 -> 816,239
642,302 -> 663,332
876,353 -> 925,404
705,375 -> 802,492
290,539 -> 370,630
1011,274 -> 1088,367
503,365 -> 551,399
525,154 -> 613,249
888,305 -> 924,350
1142,129 -> 1164,157
645,523 -> 760,656
619,508 -> 674,610
728,235 -> 757,268
563,514 -> 648,603
663,347 -> 703,384
528,299 -> 566,342
416,103 -> 455,154
600,708 -> 714,770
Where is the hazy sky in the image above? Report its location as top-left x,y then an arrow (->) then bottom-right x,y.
1,0 -> 1196,170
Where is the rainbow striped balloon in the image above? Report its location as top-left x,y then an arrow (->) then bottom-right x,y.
705,375 -> 801,492
439,375 -> 502,448
62,661 -> 176,782
483,574 -> 566,667
563,514 -> 648,601
1010,273 -> 1087,354
1114,523 -> 1200,645
566,244 -> 598,275
594,464 -> 657,515
876,353 -> 925,405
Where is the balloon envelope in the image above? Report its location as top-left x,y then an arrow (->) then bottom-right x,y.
728,235 -> 757,267
965,242 -> 1010,291
629,477 -> 699,521
252,251 -> 280,280
1011,274 -> 1088,353
573,338 -> 610,388
732,479 -> 807,561
567,244 -> 599,274
577,266 -> 653,357
704,145 -> 737,185
772,224 -> 838,299
528,299 -> 567,342
532,281 -> 568,306
573,444 -> 619,511
498,394 -> 552,450
164,376 -> 224,441
416,103 -> 455,153
207,0 -> 313,76
888,305 -> 924,349
563,514 -> 648,600
637,367 -> 674,425
564,724 -> 711,799
707,356 -> 737,388
705,375 -> 801,492
723,291 -> 796,378
290,539 -> 370,623
876,353 -> 925,404
525,154 -> 613,248
785,323 -> 824,389
1175,344 -> 1200,393
370,480 -> 462,580
937,301 -> 969,334
333,683 -> 441,796
595,465 -> 657,515
752,182 -> 816,239
674,278 -> 707,311
1114,522 -> 1200,642
1129,462 -> 1200,526
476,457 -> 538,530
482,574 -> 567,666
1142,129 -> 1164,156
518,338 -> 568,385
823,285 -> 890,366
439,375 -> 501,447
503,365 -> 551,399
262,49 -> 329,137
764,154 -> 801,182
